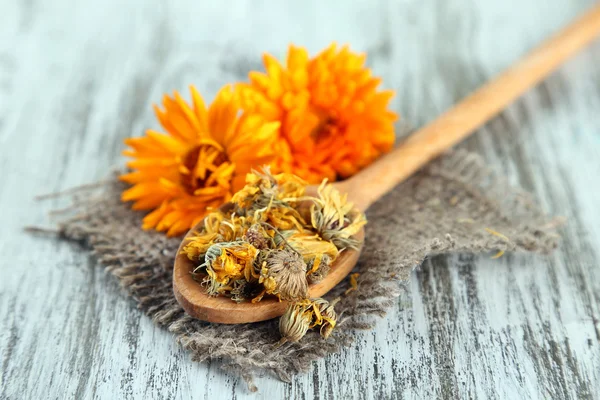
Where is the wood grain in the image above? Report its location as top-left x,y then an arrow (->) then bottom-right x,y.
1,0 -> 599,399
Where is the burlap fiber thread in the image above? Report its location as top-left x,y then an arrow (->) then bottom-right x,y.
40,150 -> 559,391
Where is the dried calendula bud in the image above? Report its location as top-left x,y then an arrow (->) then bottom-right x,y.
243,223 -> 270,249
278,298 -> 339,342
311,297 -> 338,339
279,300 -> 313,343
182,211 -> 251,261
262,205 -> 305,231
310,180 -> 366,250
231,167 -> 306,211
197,241 -> 259,296
260,249 -> 308,301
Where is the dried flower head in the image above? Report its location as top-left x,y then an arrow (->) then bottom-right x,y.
279,301 -> 313,343
198,241 -> 259,295
237,44 -> 397,183
231,169 -> 308,234
181,232 -> 219,261
260,249 -> 308,301
278,298 -> 339,342
120,85 -> 280,236
231,167 -> 307,211
243,223 -> 271,250
311,297 -> 338,339
182,211 -> 254,261
310,180 -> 366,249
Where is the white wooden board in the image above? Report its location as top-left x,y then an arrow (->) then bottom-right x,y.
1,0 -> 599,398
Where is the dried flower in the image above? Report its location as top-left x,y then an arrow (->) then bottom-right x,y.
311,297 -> 338,339
182,211 -> 254,260
278,298 -> 338,342
181,232 -> 219,261
120,85 -> 280,236
279,301 -> 313,343
310,180 -> 366,249
243,223 -> 271,250
237,44 -> 397,183
232,168 -> 306,211
260,249 -> 308,301
284,231 -> 339,261
198,241 -> 259,295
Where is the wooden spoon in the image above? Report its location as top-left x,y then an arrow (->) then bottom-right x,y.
174,4 -> 600,324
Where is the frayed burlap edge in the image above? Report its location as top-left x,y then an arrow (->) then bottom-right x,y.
29,150 -> 560,392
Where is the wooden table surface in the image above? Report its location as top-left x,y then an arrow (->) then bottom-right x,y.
1,0 -> 600,398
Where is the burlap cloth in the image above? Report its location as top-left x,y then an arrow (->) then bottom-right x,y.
40,150 -> 559,391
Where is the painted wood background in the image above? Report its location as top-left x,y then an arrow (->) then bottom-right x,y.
1,0 -> 599,398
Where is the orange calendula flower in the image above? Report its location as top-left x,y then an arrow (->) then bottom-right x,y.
237,43 -> 398,183
120,85 -> 280,236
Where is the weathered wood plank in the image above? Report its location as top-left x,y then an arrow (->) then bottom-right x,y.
1,0 -> 599,398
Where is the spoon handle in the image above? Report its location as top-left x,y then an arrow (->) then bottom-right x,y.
340,4 -> 600,212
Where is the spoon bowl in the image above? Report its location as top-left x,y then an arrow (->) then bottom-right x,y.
173,224 -> 364,324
